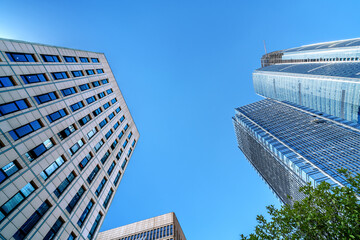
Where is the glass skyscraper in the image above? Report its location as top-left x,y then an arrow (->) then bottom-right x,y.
233,38 -> 360,205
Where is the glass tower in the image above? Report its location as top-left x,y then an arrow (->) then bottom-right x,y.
233,38 -> 360,205
0,38 -> 139,240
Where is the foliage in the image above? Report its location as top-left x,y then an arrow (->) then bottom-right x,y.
241,169 -> 360,240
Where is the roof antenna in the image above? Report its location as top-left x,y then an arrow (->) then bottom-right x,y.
263,40 -> 267,54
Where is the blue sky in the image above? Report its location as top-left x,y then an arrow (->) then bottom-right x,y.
1,0 -> 360,239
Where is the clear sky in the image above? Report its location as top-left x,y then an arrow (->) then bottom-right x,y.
1,0 -> 360,239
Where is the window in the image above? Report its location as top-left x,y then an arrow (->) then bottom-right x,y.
88,213 -> 102,240
25,138 -> 54,162
87,127 -> 98,140
114,171 -> 121,186
86,96 -> 96,104
103,102 -> 110,109
86,69 -> 95,75
92,81 -> 101,87
40,156 -> 65,181
111,98 -> 117,104
41,54 -> 60,62
94,139 -> 104,152
111,140 -> 118,150
21,74 -> 47,84
72,70 -> 83,77
87,165 -> 100,184
103,189 -> 113,208
128,132 -> 133,139
106,88 -> 113,94
78,152 -> 93,170
1,182 -> 36,219
0,76 -> 16,88
122,139 -> 128,148
0,161 -> 20,184
93,107 -> 102,117
0,99 -> 30,116
51,71 -> 69,80
99,119 -> 108,128
70,101 -> 84,112
6,52 -> 36,62
121,159 -> 128,170
58,124 -> 76,140
34,92 -> 58,105
113,122 -> 120,130
132,140 -> 136,147
43,217 -> 64,240
105,129 -> 113,139
91,58 -> 99,63
77,200 -> 94,227
96,69 -> 104,74
118,131 -> 124,139
127,148 -> 132,157
68,139 -> 85,156
124,124 -> 129,131
66,186 -> 85,213
116,107 -> 121,113
67,233 -> 77,240
47,109 -> 67,123
100,151 -> 110,164
107,162 -> 116,175
101,79 -> 109,84
116,149 -> 123,160
108,112 -> 115,120
64,56 -> 77,62
13,201 -> 51,240
98,92 -> 106,99
120,115 -> 125,122
79,57 -> 89,63
9,119 -> 42,141
79,114 -> 91,126
95,177 -> 107,196
54,171 -> 76,198
61,87 -> 76,97
79,83 -> 90,91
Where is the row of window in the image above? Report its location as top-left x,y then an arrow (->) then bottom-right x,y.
121,225 -> 174,240
6,52 -> 100,63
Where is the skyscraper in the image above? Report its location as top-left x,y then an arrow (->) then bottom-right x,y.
97,212 -> 187,240
0,38 -> 139,240
233,38 -> 360,205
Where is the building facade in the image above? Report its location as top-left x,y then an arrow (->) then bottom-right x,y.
0,38 -> 139,240
233,38 -> 360,205
97,212 -> 186,240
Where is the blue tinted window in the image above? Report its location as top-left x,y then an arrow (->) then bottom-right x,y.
116,107 -> 121,113
1,182 -> 36,216
41,55 -> 60,62
124,124 -> 129,131
0,161 -> 20,184
77,200 -> 94,227
99,119 -> 108,128
108,112 -> 115,120
25,139 -> 54,162
13,201 -> 51,240
132,140 -> 136,147
34,92 -> 58,104
114,172 -> 121,186
111,98 -> 117,104
79,83 -> 90,91
127,148 -> 132,157
78,153 -> 92,170
66,186 -> 85,213
79,114 -> 91,126
64,56 -> 77,62
120,115 -> 125,122
88,213 -> 102,240
106,88 -> 113,94
93,107 -> 102,117
100,151 -> 110,164
103,102 -> 110,109
114,122 -> 120,130
40,156 -> 65,181
107,162 -> 115,176
128,132 -> 133,139
87,166 -> 100,184
95,178 -> 107,196
105,129 -> 113,139
94,140 -> 104,152
43,217 -> 64,240
79,57 -> 89,63
9,119 -> 42,141
52,72 -> 68,80
91,58 -> 99,63
47,109 -> 67,123
70,101 -> 84,112
101,79 -> 109,84
72,71 -> 83,77
96,69 -> 104,74
98,92 -> 105,99
6,52 -> 35,62
61,87 -> 76,97
103,189 -> 113,208
118,131 -> 124,139
68,139 -> 85,156
86,69 -> 95,75
21,74 -> 47,84
0,76 -> 15,88
86,96 -> 96,104
92,81 -> 101,87
54,172 -> 75,198
123,140 -> 128,148
121,159 -> 127,170
111,140 -> 118,150
0,99 -> 30,117
116,149 -> 123,160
